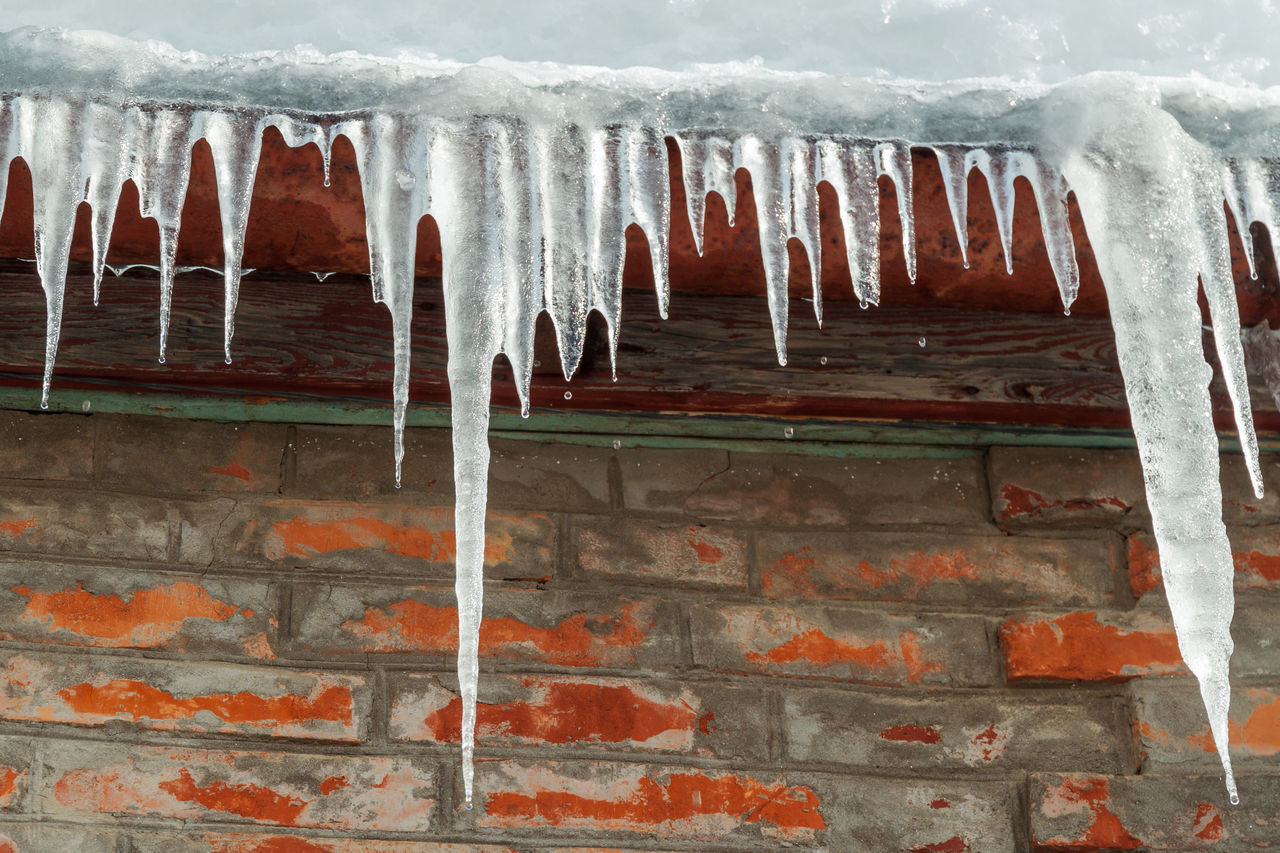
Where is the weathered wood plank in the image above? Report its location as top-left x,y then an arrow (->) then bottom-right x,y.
2,266 -> 1272,434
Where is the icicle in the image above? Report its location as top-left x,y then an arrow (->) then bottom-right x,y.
1221,158 -> 1279,283
1062,84 -> 1249,801
344,112 -> 431,486
204,110 -> 265,362
933,145 -> 971,269
818,137 -> 881,306
622,125 -> 671,319
1024,157 -> 1080,313
877,141 -> 916,283
130,105 -> 196,361
676,131 -> 740,254
429,122 -> 507,811
738,134 -> 792,364
786,137 -> 822,325
0,96 -> 12,227
588,126 -> 626,377
971,148 -> 1021,274
19,96 -> 85,408
81,101 -> 127,306
533,123 -> 591,380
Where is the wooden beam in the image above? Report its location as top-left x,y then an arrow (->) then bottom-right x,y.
0,266 -> 1275,442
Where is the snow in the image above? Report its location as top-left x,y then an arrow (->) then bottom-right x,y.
2,8 -> 1277,804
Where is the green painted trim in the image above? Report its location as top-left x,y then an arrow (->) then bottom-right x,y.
8,385 -> 1277,456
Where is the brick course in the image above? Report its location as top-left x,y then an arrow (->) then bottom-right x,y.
0,414 -> 1276,848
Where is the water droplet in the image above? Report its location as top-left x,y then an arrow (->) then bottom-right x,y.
39,401 -> 48,411
564,391 -> 572,400
858,299 -> 869,310
612,439 -> 621,450
783,426 -> 795,439
81,400 -> 91,413
395,169 -> 416,190
224,356 -> 233,365
464,798 -> 474,811
1231,792 -> 1240,805
158,355 -> 166,364
819,356 -> 828,365
918,336 -> 927,348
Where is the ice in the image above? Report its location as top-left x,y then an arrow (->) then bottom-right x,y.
2,24 -> 1276,801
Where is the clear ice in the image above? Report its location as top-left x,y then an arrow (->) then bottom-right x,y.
1,27 -> 1275,803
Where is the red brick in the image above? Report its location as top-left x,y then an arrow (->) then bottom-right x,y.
131,834 -> 511,852
989,448 -> 1146,529
97,416 -> 286,493
574,517 -> 749,588
1132,681 -> 1280,768
0,411 -> 93,481
1129,528 -> 1280,597
0,652 -> 368,741
620,447 -> 988,527
471,761 -> 825,843
1029,772 -> 1275,850
290,584 -> 681,669
999,610 -> 1185,682
689,603 -> 994,686
784,689 -> 1126,773
388,673 -> 766,760
0,562 -> 276,657
41,742 -> 435,831
221,499 -> 555,581
760,530 -> 1116,606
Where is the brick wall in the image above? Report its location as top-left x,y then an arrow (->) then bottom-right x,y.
0,411 -> 1277,850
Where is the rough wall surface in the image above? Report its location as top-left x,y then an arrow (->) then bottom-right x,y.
0,411 -> 1276,851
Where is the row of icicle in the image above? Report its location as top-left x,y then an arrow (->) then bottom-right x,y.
0,90 -> 1262,805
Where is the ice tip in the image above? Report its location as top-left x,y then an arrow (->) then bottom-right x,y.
464,797 -> 474,811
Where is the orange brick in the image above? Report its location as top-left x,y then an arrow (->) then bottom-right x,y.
389,673 -> 766,760
760,530 -> 1116,606
290,585 -> 681,668
575,518 -> 749,588
690,603 -> 993,686
131,834 -> 512,852
222,499 -> 554,581
472,761 -> 824,842
0,738 -> 31,814
1029,773 -> 1270,850
988,448 -> 1145,529
1000,610 -> 1185,682
97,417 -> 286,493
43,743 -> 434,831
1129,528 -> 1280,597
1133,681 -> 1280,767
0,563 -> 275,656
0,652 -> 367,741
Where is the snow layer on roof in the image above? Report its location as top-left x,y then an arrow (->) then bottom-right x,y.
5,0 -> 1280,86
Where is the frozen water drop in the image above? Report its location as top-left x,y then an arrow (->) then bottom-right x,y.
1230,792 -> 1240,805
81,400 -> 91,413
564,390 -> 572,400
819,356 -> 828,365
918,336 -> 926,347
783,426 -> 795,438
158,355 -> 166,364
224,356 -> 233,365
39,401 -> 48,411
395,168 -> 416,190
464,798 -> 474,811
612,439 -> 621,449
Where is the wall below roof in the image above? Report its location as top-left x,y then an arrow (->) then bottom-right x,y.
0,412 -> 1278,849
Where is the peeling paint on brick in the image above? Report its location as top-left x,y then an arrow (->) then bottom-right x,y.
1000,611 -> 1184,681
